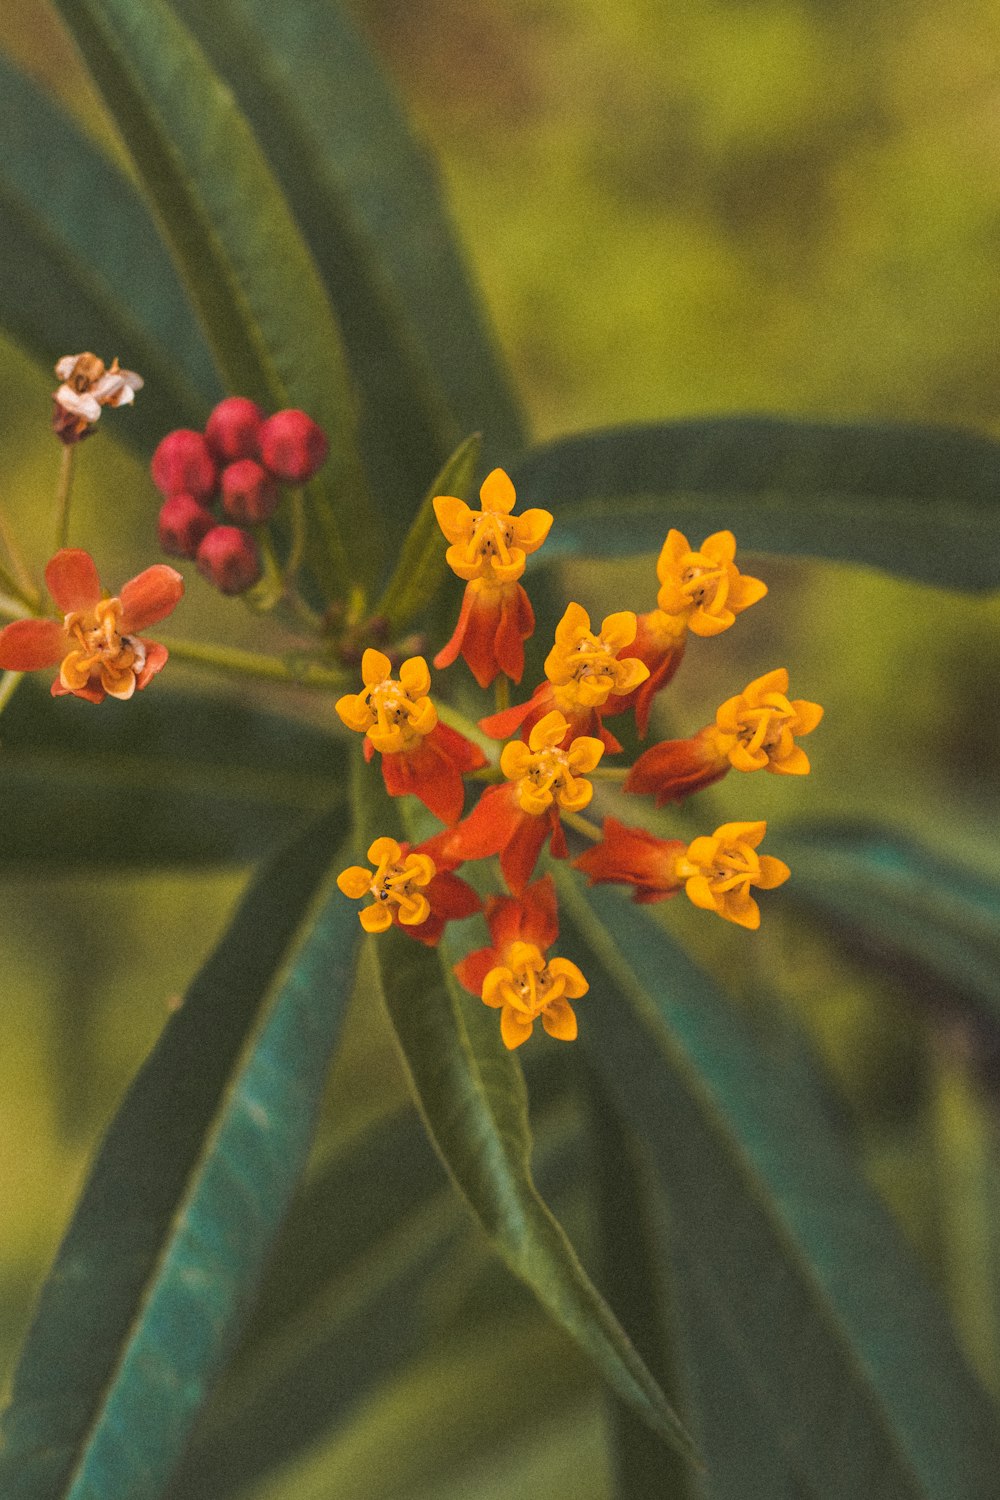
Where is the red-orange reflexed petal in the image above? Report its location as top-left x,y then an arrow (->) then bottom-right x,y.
495,583 -> 534,682
45,549 -> 102,613
516,872 -> 559,950
135,639 -> 169,690
433,580 -> 478,673
499,809 -> 554,895
454,944 -> 499,996
479,682 -> 552,741
604,612 -> 687,738
0,617 -> 66,671
444,783 -> 521,865
427,868 -> 483,921
625,729 -> 730,806
380,723 -> 485,825
119,564 -> 184,632
52,676 -> 104,703
574,817 -> 685,902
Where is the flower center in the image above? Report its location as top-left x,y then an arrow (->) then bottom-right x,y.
497,943 -> 564,1017
735,703 -> 792,756
681,561 -> 726,609
467,510 -> 516,568
369,855 -> 429,922
60,598 -> 145,695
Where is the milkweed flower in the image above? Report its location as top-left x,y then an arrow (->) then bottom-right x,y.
337,835 -> 481,944
0,549 -> 183,703
674,821 -> 790,929
573,817 -> 687,904
479,602 -> 648,751
614,530 -> 767,736
433,468 -> 552,687
335,648 -> 486,824
52,353 -> 143,443
625,668 -> 822,804
442,710 -> 603,893
454,876 -> 588,1049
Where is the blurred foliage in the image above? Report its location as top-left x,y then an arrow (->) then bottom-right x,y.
1,0 -> 1000,1494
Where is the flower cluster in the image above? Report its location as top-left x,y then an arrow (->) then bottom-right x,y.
152,400 -> 329,594
337,469 -> 823,1050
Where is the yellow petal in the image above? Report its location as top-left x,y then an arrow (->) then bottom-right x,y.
360,904 -> 393,933
728,742 -> 769,773
721,892 -> 761,929
500,740 -> 533,779
547,957 -> 589,999
528,710 -> 570,752
771,746 -> 810,775
405,853 -> 437,886
336,692 -> 373,732
699,530 -> 737,565
688,606 -> 735,638
361,648 -> 392,687
566,735 -> 605,774
500,1004 -> 534,1049
656,529 -> 690,583
791,700 -> 824,735
684,875 -> 719,912
744,667 -> 788,700
757,856 -> 791,889
368,836 -> 403,865
398,656 -> 431,697
554,601 -> 590,648
541,998 -> 578,1041
397,892 -> 431,926
514,508 -> 553,552
730,573 -> 768,611
480,467 -> 517,513
482,966 -> 514,1008
599,610 -> 637,651
611,656 -> 649,694
713,820 -> 766,847
556,776 -> 593,813
433,494 -> 475,542
337,865 -> 374,899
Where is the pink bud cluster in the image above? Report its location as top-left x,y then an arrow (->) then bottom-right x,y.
152,400 -> 329,595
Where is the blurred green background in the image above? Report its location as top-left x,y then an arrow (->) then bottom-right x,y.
2,0 -> 1000,1491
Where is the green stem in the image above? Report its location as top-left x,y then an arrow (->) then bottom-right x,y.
0,670 -> 24,717
156,634 -> 348,689
591,765 -> 630,780
562,809 -> 603,843
493,675 -> 511,713
54,443 -> 76,552
0,504 -> 38,605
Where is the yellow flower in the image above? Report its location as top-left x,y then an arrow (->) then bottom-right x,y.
673,821 -> 790,929
482,939 -> 589,1049
500,710 -> 604,815
655,529 -> 767,637
709,668 -> 823,774
544,602 -> 649,711
337,837 -> 436,933
433,468 -> 552,584
335,648 -> 437,754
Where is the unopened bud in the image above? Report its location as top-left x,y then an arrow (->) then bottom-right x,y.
220,458 -> 281,524
152,429 -> 217,501
158,494 -> 216,559
206,396 -> 266,463
258,408 -> 329,484
196,525 -> 262,595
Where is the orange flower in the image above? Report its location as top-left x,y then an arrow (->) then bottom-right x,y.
454,876 -> 588,1049
335,649 -> 486,824
0,549 -> 183,703
625,668 -> 822,804
573,817 -> 686,904
674,821 -> 790,929
442,710 -> 603,893
337,835 -> 481,945
610,531 -> 766,738
655,529 -> 766,636
432,469 -> 551,689
479,602 -> 648,752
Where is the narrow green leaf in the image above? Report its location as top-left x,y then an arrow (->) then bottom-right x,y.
168,0 -> 527,533
351,753 -> 698,1464
586,1063 -> 695,1500
0,53 -> 219,448
782,820 -> 1000,1026
557,873 -> 1000,1498
50,0 -> 375,596
0,809 -> 359,1500
510,418 -> 1000,590
374,433 -> 481,635
0,682 -> 343,866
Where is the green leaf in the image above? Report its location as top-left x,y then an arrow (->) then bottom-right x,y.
374,433 -> 481,635
781,820 -> 1000,1027
510,418 -> 1000,590
0,52 -> 219,448
167,0 -> 527,535
0,808 -> 359,1500
557,873 -> 1000,1498
586,1063 -> 695,1500
50,0 -> 375,597
351,754 -> 698,1464
0,682 -> 343,867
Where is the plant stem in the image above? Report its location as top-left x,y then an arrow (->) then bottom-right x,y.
0,670 -> 24,717
0,505 -> 37,605
156,634 -> 349,689
54,444 -> 76,551
591,765 -> 630,780
494,676 -> 510,713
562,809 -> 603,843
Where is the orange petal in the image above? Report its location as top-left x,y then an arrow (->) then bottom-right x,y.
541,998 -> 578,1041
45,549 -> 102,613
135,639 -> 168,690
119,564 -> 184,632
479,468 -> 517,514
500,1004 -> 534,1049
0,617 -> 66,671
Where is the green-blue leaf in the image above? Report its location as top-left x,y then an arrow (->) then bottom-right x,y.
0,809 -> 358,1500
510,418 -> 1000,590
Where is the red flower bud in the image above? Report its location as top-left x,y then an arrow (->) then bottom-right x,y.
205,396 -> 266,463
220,458 -> 281,524
157,494 -> 216,559
258,408 -> 328,483
196,525 -> 262,595
151,429 -> 217,501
